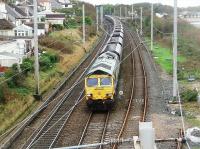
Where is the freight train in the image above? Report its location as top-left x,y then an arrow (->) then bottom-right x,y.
85,16 -> 124,111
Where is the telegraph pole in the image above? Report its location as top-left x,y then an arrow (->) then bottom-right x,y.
96,6 -> 99,33
125,6 -> 127,18
140,7 -> 143,35
131,4 -> 134,20
151,3 -> 154,51
82,3 -> 85,44
173,0 -> 178,98
33,0 -> 40,99
100,5 -> 103,26
120,6 -> 121,18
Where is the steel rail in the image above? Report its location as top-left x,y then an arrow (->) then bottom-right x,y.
129,31 -> 148,122
1,23 -> 111,149
112,29 -> 136,149
23,21 -> 114,149
77,112 -> 110,148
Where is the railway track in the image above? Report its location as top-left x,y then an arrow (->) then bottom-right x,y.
111,28 -> 148,149
1,20 -> 114,149
78,112 -> 110,149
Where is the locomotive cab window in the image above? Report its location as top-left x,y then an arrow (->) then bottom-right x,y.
100,78 -> 112,86
87,78 -> 98,87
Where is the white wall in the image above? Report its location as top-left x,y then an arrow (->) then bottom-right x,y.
46,19 -> 64,25
0,40 -> 26,55
0,56 -> 22,67
0,30 -> 14,36
38,29 -> 45,36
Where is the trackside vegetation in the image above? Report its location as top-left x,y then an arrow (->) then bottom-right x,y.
0,2 -> 98,135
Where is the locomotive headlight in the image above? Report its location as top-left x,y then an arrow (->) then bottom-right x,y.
106,93 -> 113,97
87,94 -> 92,97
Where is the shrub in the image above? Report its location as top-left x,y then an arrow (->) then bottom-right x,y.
39,52 -> 59,70
85,16 -> 92,25
181,89 -> 198,102
64,18 -> 78,28
20,58 -> 34,75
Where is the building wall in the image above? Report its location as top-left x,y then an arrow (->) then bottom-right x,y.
0,56 -> 21,67
46,19 -> 64,25
38,29 -> 45,36
14,27 -> 33,37
0,30 -> 14,36
0,40 -> 26,55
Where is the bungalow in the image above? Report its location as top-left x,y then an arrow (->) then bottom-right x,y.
0,19 -> 15,36
46,13 -> 65,25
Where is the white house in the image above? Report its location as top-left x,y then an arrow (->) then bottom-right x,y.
46,13 -> 65,25
0,19 -> 15,36
13,24 -> 33,37
0,52 -> 24,67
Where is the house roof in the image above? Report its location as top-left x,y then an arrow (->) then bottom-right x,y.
9,4 -> 27,17
25,23 -> 45,29
13,24 -> 33,30
0,19 -> 15,30
46,13 -> 65,19
5,4 -> 22,18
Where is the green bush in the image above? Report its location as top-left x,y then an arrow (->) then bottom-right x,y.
64,18 -> 78,28
85,16 -> 92,25
181,89 -> 198,102
20,58 -> 34,74
39,52 -> 59,70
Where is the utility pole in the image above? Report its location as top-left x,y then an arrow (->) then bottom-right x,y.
173,0 -> 178,98
140,7 -> 143,35
82,3 -> 85,44
131,4 -> 134,20
125,6 -> 127,18
151,3 -> 154,51
33,0 -> 40,99
96,6 -> 99,33
114,7 -> 116,16
100,5 -> 103,26
120,6 -> 121,18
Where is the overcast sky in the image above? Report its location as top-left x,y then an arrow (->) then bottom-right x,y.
81,0 -> 200,8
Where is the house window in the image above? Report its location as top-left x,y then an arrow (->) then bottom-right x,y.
14,30 -> 17,36
26,31 -> 28,36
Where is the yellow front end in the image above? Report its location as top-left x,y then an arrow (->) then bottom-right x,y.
85,75 -> 115,101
